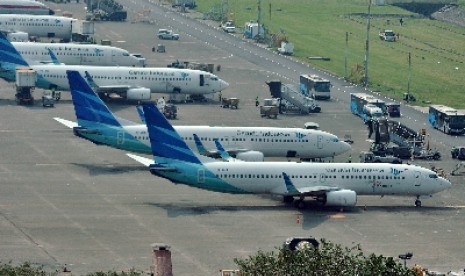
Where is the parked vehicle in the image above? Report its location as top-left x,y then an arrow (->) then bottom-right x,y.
451,146 -> 465,160
386,102 -> 401,117
157,29 -> 180,40
379,29 -> 396,42
360,151 -> 402,164
221,20 -> 236,33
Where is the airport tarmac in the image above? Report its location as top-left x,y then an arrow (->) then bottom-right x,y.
0,1 -> 464,275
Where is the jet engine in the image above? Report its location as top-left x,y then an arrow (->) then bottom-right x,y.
324,190 -> 357,206
236,151 -> 264,162
126,88 -> 151,100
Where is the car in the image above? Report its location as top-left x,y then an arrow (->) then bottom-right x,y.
157,29 -> 180,40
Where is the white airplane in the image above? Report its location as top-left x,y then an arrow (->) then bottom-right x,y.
12,41 -> 146,67
127,103 -> 452,208
55,70 -> 351,161
0,32 -> 229,100
0,0 -> 54,15
0,14 -> 73,41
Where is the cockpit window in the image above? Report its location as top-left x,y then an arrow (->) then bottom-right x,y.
211,77 -> 218,81
429,174 -> 438,178
332,138 -> 339,142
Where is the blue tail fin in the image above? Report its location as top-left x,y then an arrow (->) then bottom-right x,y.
66,70 -> 121,127
0,32 -> 29,67
282,172 -> 299,194
142,103 -> 202,164
47,48 -> 61,65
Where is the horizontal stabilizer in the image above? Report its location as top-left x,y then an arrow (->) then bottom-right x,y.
127,153 -> 153,167
54,117 -> 78,128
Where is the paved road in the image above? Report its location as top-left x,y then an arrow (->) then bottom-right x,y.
0,1 -> 463,275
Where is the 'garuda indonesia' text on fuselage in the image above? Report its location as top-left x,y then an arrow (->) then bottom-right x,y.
12,41 -> 146,67
0,14 -> 73,41
0,33 -> 229,99
55,70 -> 350,160
127,103 -> 451,208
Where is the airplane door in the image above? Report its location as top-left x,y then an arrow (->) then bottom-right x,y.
117,131 -> 124,145
198,169 -> 205,184
111,50 -> 117,63
414,171 -> 421,187
317,135 -> 324,149
199,74 -> 205,87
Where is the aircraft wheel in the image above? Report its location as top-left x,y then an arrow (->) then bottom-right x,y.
415,199 -> 422,207
283,195 -> 294,204
294,200 -> 306,209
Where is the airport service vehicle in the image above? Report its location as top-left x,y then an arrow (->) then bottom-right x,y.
0,33 -> 228,100
350,93 -> 387,122
379,29 -> 396,42
0,0 -> 54,15
284,237 -> 319,251
360,151 -> 402,164
55,71 -> 351,162
221,20 -> 235,33
127,103 -> 451,208
428,105 -> 465,135
300,74 -> 331,100
363,104 -> 385,122
157,29 -> 179,40
451,146 -> 465,160
386,102 -> 401,117
0,14 -> 73,41
12,42 -> 146,67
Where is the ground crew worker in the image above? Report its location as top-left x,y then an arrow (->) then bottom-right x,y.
255,96 -> 259,107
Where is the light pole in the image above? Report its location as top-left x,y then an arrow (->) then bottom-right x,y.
363,0 -> 372,87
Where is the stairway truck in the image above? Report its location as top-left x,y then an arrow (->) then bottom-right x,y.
299,74 -> 331,100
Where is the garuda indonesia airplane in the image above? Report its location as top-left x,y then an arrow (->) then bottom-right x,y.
125,103 -> 451,208
0,32 -> 229,100
55,70 -> 351,161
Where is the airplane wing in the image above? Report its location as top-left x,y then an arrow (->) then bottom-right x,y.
282,172 -> 339,196
54,117 -> 78,128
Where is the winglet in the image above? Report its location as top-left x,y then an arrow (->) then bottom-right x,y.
46,48 -> 61,65
136,105 -> 146,124
0,32 -> 29,66
193,134 -> 210,156
142,103 -> 202,164
283,172 -> 300,194
214,139 -> 234,161
66,70 -> 122,127
84,70 -> 99,89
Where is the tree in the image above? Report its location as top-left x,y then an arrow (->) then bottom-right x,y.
234,239 -> 416,276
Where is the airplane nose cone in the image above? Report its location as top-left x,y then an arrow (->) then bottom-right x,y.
220,79 -> 229,90
336,141 -> 352,155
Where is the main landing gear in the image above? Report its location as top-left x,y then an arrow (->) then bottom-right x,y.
283,196 -> 306,209
415,196 -> 422,207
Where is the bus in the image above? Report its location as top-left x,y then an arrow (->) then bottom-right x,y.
299,74 -> 331,100
428,105 -> 465,135
350,93 -> 387,122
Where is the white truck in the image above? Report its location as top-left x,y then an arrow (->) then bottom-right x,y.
277,41 -> 294,55
379,29 -> 396,42
221,20 -> 235,33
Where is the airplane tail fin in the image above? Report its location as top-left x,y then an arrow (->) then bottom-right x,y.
142,103 -> 202,164
66,70 -> 122,127
0,32 -> 29,67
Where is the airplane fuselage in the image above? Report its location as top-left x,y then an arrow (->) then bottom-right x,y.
12,42 -> 145,67
75,124 -> 351,159
0,14 -> 73,40
156,161 -> 450,197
